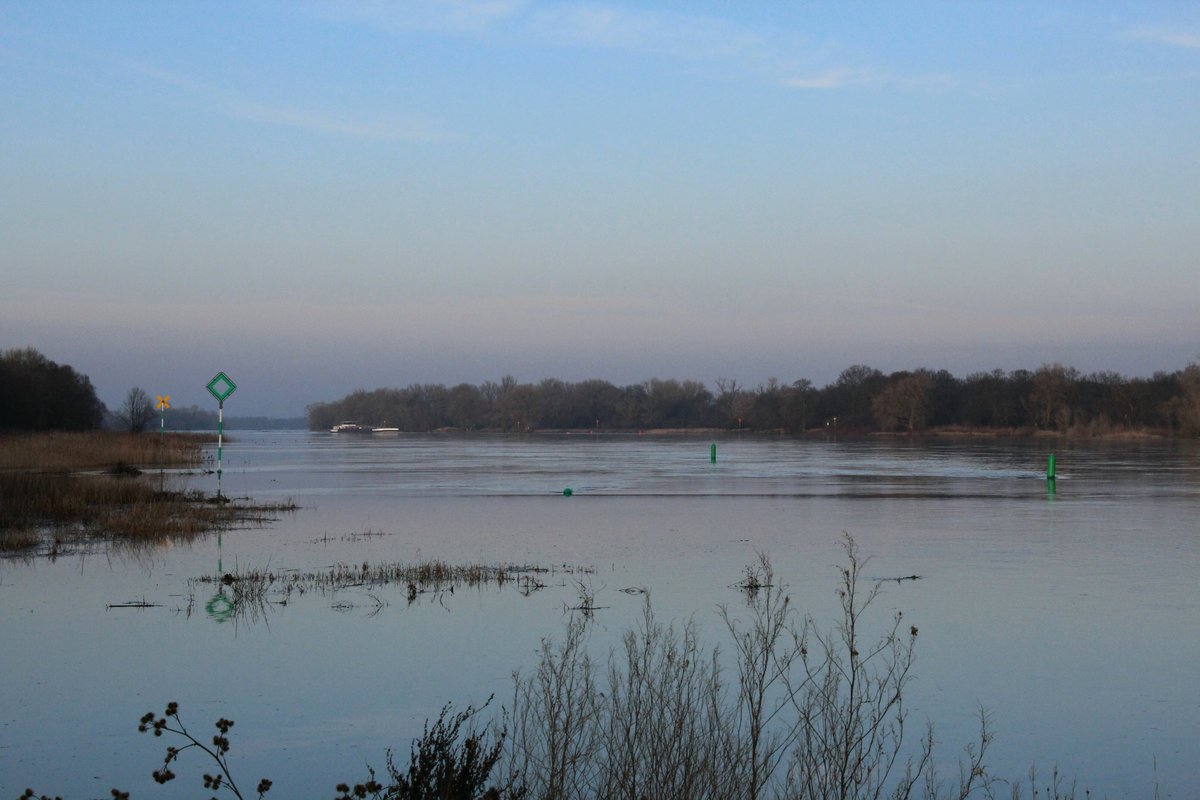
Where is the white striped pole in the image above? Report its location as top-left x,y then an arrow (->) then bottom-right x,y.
217,401 -> 224,498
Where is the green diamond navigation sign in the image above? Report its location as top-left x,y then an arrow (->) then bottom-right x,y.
207,371 -> 237,499
206,371 -> 237,403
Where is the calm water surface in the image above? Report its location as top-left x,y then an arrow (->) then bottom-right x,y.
2,432 -> 1197,798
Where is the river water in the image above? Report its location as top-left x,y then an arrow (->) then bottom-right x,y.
2,432 -> 1198,798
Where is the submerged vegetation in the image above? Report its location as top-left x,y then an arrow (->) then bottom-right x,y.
307,362 -> 1200,436
186,560 -> 593,622
0,430 -> 289,554
30,540 -> 1123,799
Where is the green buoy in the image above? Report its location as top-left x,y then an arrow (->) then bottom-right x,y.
710,443 -> 717,464
562,487 -> 573,497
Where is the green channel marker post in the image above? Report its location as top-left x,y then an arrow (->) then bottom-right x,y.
206,372 -> 238,498
1047,452 -> 1056,480
711,443 -> 717,463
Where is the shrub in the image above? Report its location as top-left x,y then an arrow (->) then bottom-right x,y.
504,536 -> 996,800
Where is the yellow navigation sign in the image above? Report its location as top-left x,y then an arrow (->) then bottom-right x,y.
156,394 -> 171,410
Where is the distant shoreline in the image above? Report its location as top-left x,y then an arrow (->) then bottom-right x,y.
312,425 -> 1173,440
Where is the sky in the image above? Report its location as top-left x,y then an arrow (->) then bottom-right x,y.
2,1 -> 1198,417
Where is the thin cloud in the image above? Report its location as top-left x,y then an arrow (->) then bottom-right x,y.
121,57 -> 451,142
784,67 -> 956,92
326,1 -> 943,92
1127,25 -> 1200,49
784,68 -> 873,90
308,0 -> 530,36
525,3 -> 765,61
229,100 -> 452,143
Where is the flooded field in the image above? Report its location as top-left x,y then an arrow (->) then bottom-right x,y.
2,432 -> 1198,798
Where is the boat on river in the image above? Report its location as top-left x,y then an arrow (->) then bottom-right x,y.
330,422 -> 372,433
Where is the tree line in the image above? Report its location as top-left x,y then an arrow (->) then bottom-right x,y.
0,348 -> 308,433
307,363 -> 1200,436
0,348 -> 106,431
5,347 -> 1197,436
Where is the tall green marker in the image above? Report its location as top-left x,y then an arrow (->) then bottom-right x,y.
711,443 -> 717,464
206,371 -> 237,498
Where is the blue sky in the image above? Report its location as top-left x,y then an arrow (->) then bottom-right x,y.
3,1 -> 1198,416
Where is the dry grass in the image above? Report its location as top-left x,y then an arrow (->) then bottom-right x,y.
0,528 -> 39,552
0,431 -> 212,471
0,470 -> 285,545
0,431 -> 286,551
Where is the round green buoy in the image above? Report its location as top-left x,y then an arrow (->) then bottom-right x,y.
562,487 -> 573,497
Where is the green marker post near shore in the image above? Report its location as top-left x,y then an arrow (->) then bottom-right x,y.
206,371 -> 237,499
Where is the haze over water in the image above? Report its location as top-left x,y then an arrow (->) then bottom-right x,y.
2,433 -> 1197,798
4,2 -> 1200,416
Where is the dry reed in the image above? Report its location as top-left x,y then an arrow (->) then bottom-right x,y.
0,430 -> 211,471
0,432 -> 286,550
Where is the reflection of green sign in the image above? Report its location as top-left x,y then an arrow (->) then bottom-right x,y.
206,372 -> 237,402
206,592 -> 235,623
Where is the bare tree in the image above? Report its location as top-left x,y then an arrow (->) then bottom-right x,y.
116,386 -> 155,433
873,372 -> 935,432
1027,364 -> 1079,431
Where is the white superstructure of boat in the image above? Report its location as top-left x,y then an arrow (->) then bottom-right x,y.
330,422 -> 372,433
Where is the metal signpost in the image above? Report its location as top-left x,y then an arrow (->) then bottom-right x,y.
206,372 -> 237,498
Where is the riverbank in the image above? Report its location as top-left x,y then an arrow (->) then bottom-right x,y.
867,424 -> 1169,440
0,431 -> 292,554
314,424 -> 1173,440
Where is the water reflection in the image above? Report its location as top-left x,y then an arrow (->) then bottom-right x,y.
205,590 -> 235,623
2,432 -> 1198,798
